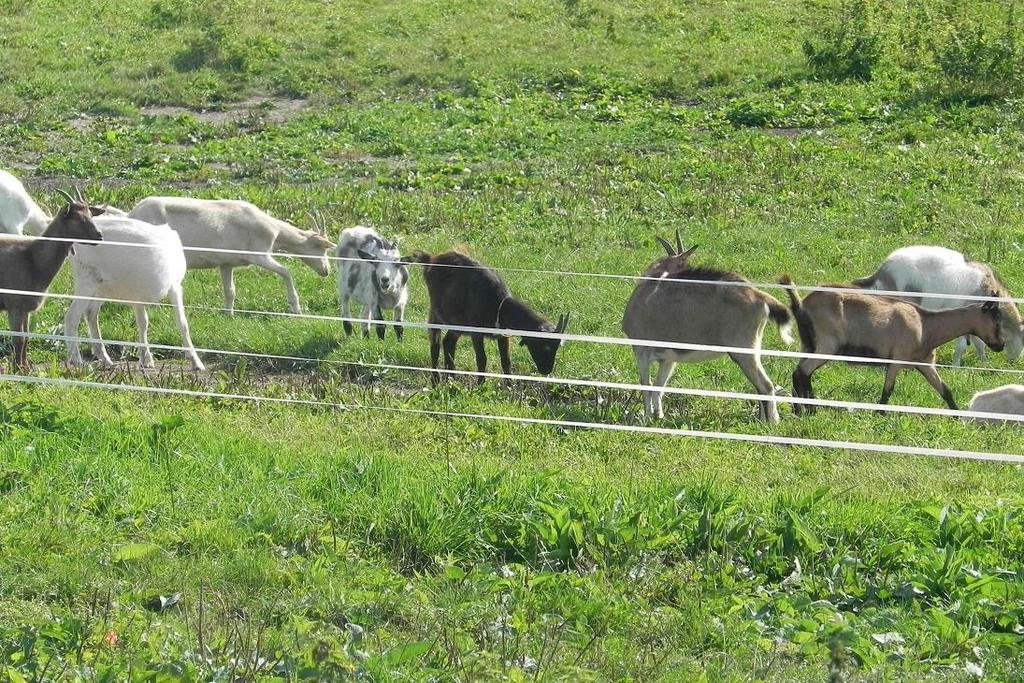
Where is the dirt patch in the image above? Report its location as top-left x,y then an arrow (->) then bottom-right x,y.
139,95 -> 310,125
760,127 -> 824,138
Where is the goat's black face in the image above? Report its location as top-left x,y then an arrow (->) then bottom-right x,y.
521,336 -> 563,375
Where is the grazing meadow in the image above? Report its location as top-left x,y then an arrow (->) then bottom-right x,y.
1,0 -> 1024,678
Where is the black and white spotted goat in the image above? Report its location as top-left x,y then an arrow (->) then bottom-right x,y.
336,225 -> 410,339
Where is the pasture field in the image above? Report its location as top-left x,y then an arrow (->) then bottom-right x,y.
2,0 -> 1024,679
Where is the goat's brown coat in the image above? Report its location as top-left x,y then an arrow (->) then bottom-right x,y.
782,275 -> 1003,411
0,201 -> 104,367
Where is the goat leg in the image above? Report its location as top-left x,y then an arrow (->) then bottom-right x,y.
340,296 -> 354,336
394,305 -> 405,342
917,365 -> 958,410
442,332 -> 459,377
8,309 -> 29,370
429,329 -> 442,385
471,334 -> 487,385
375,306 -> 386,341
792,366 -> 815,415
877,364 -> 900,414
497,336 -> 512,375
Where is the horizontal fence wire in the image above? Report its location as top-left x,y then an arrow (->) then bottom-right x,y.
6,327 -> 1024,422
5,233 -> 1023,465
13,233 -> 1024,305
1,285 -> 1019,374
2,371 -> 1023,465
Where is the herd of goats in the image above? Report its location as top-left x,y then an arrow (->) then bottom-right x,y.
3,168 -> 1024,423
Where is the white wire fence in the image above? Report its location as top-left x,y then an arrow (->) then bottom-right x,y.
2,234 -> 1023,465
3,372 -> 1023,465
18,233 -> 1024,304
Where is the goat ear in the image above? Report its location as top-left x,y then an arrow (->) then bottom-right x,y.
89,205 -> 106,217
655,236 -> 675,256
357,248 -> 376,261
680,244 -> 698,259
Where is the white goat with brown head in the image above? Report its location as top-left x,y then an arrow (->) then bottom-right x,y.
622,232 -> 794,422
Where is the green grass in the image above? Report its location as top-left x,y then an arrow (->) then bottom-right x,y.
2,0 -> 1024,679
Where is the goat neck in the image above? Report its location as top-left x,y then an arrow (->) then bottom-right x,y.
920,306 -> 991,351
497,296 -> 547,334
27,215 -> 76,279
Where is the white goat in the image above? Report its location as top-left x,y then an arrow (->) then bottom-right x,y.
855,246 -> 1023,366
622,233 -> 794,422
65,215 -> 205,370
336,226 -> 409,340
128,197 -> 335,314
966,385 -> 1024,423
1,169 -> 50,236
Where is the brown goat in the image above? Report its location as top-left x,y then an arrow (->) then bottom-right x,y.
408,250 -> 569,383
0,193 -> 104,368
623,232 -> 793,422
781,274 -> 1004,411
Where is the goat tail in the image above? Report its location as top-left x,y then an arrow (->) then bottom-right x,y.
850,271 -> 877,288
764,296 -> 795,346
778,274 -> 801,309
405,250 -> 433,265
778,275 -> 814,352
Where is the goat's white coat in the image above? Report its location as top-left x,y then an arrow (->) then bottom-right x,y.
859,246 -> 1024,365
966,385 -> 1024,423
65,215 -> 204,370
0,169 -> 50,236
336,226 -> 409,338
128,196 -> 334,314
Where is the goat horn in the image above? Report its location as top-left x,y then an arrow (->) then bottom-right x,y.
655,236 -> 675,256
55,189 -> 75,205
555,312 -> 570,334
674,228 -> 683,255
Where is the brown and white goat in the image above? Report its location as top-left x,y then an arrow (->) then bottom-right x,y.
0,191 -> 104,368
622,232 -> 794,422
408,250 -> 569,383
781,275 -> 1004,412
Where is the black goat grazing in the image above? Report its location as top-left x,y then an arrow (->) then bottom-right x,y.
0,190 -> 104,368
408,250 -> 569,383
